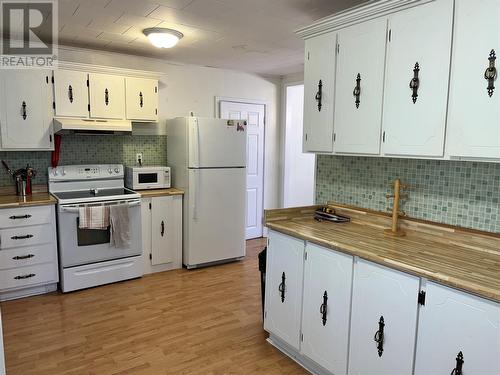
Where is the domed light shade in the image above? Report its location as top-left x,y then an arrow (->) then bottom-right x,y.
143,28 -> 184,48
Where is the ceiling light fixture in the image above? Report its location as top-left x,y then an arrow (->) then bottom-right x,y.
143,28 -> 184,49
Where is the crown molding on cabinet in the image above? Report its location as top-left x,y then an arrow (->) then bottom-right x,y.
295,0 -> 435,39
57,61 -> 162,80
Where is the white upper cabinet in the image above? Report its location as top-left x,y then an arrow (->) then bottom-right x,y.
88,73 -> 125,119
301,243 -> 353,375
382,0 -> 454,157
303,32 -> 336,153
447,0 -> 500,159
415,282 -> 500,375
0,70 -> 53,150
334,18 -> 387,155
53,70 -> 89,118
264,230 -> 305,351
348,259 -> 420,375
125,77 -> 158,122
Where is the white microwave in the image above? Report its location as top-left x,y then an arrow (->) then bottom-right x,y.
125,166 -> 171,190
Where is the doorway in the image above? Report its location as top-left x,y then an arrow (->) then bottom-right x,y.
283,84 -> 315,208
219,99 -> 265,239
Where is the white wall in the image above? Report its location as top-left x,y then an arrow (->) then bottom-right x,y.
283,84 -> 315,207
58,46 -> 281,210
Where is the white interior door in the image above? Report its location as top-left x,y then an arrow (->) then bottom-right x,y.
219,100 -> 265,239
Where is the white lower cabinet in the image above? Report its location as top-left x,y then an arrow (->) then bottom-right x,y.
414,282 -> 500,375
301,243 -> 353,375
264,230 -> 305,350
141,195 -> 182,274
348,259 -> 420,375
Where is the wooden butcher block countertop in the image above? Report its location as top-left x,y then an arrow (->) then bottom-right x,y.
0,192 -> 57,208
265,204 -> 500,303
137,188 -> 184,198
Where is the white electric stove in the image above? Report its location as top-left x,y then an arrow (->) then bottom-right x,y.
49,164 -> 143,292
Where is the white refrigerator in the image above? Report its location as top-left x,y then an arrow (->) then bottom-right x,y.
167,117 -> 247,268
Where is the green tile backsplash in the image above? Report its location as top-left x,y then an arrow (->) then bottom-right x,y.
0,134 -> 167,186
316,155 -> 500,233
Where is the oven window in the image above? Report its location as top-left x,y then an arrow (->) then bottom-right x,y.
76,218 -> 110,246
138,173 -> 158,184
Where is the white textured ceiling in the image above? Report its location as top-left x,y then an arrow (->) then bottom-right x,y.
57,0 -> 367,76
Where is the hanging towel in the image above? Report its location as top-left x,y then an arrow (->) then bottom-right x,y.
110,204 -> 130,248
79,205 -> 110,229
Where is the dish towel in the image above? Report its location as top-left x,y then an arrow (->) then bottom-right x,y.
110,204 -> 130,248
79,205 -> 110,229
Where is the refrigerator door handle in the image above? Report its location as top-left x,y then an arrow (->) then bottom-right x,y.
192,118 -> 200,167
192,170 -> 199,220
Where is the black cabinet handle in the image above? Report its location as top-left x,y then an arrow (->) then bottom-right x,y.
450,351 -> 464,375
9,214 -> 32,220
160,220 -> 165,237
409,62 -> 420,103
68,85 -> 74,103
11,234 -> 34,240
319,291 -> 328,326
21,101 -> 27,120
374,316 -> 385,357
353,73 -> 361,108
278,272 -> 286,302
105,88 -> 109,106
14,273 -> 35,280
485,49 -> 497,97
315,80 -> 323,111
139,91 -> 143,107
13,254 -> 34,260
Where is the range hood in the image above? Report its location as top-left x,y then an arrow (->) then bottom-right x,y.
53,118 -> 132,134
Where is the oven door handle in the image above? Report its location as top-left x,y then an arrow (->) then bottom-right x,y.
60,200 -> 141,213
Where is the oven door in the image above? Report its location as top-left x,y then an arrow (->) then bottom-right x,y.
57,199 -> 142,268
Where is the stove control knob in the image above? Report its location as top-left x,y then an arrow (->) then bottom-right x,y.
114,167 -> 120,173
60,168 -> 66,176
52,169 -> 58,176
108,167 -> 113,174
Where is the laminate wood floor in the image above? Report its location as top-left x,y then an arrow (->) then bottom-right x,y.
1,239 -> 306,375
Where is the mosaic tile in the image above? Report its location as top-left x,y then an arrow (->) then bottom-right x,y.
316,155 -> 500,233
0,134 -> 167,187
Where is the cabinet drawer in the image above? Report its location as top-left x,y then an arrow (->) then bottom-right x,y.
0,263 -> 57,290
0,224 -> 54,249
0,205 -> 53,228
0,244 -> 56,270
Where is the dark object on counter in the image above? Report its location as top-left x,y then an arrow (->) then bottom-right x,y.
314,206 -> 351,223
258,247 -> 267,320
1,160 -> 37,196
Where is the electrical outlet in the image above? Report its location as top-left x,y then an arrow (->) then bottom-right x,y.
136,153 -> 143,165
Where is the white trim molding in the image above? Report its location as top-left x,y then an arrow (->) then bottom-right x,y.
295,0 -> 435,39
57,61 -> 163,79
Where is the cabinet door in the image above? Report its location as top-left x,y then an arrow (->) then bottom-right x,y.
0,70 -> 53,150
447,0 -> 500,159
141,197 -> 152,268
88,73 -> 125,119
301,243 -> 353,375
53,70 -> 89,118
414,282 -> 500,375
151,196 -> 173,265
125,77 -> 158,122
348,259 -> 420,375
264,230 -> 304,350
334,18 -> 387,155
303,32 -> 336,153
382,0 -> 453,157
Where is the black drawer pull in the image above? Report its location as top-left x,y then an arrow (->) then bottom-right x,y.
14,273 -> 35,280
9,214 -> 32,220
374,316 -> 385,357
13,254 -> 35,260
319,291 -> 328,326
278,272 -> 286,302
11,234 -> 34,240
451,351 -> 464,375
161,220 -> 165,237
